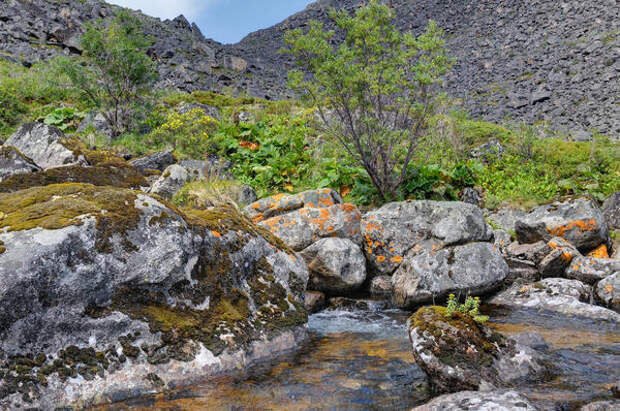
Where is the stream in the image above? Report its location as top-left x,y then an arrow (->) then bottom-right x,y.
102,304 -> 620,410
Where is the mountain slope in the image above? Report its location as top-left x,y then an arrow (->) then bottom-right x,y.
1,0 -> 619,138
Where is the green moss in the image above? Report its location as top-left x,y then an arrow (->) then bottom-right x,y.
0,165 -> 146,193
0,183 -> 144,253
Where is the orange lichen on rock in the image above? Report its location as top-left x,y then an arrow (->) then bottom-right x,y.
390,256 -> 403,264
547,219 -> 598,237
587,244 -> 609,259
561,251 -> 573,263
376,256 -> 386,263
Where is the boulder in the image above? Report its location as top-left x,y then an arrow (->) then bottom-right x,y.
459,187 -> 483,207
77,112 -> 113,140
129,150 -> 176,174
490,278 -> 620,322
566,256 -> 620,284
409,306 -> 549,394
0,145 -> 41,182
602,191 -> 620,230
149,164 -> 190,198
4,122 -> 86,169
596,273 -> 619,309
304,291 -> 326,314
370,275 -> 393,296
503,241 -> 551,282
412,390 -> 539,411
391,242 -> 509,308
514,198 -> 609,253
538,237 -> 581,277
487,208 -> 528,233
0,184 -> 309,409
245,189 -> 362,251
493,229 -> 513,253
361,200 -> 492,276
300,238 -> 366,295
580,401 -> 620,411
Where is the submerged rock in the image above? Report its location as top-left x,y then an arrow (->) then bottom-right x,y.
0,184 -> 309,409
4,122 -> 87,169
409,306 -> 549,394
0,145 -> 40,182
246,189 -> 362,251
391,242 -> 509,308
300,237 -> 366,295
412,390 -> 538,411
490,278 -> 620,322
514,198 -> 609,253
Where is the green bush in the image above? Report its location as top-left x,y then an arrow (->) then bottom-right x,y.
445,294 -> 488,324
43,107 -> 84,131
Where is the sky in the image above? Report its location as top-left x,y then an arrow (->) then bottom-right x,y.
108,0 -> 315,44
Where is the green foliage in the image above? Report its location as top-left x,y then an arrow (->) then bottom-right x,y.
60,10 -> 158,137
445,294 -> 488,324
43,107 -> 84,131
283,0 -> 452,201
403,162 -> 477,201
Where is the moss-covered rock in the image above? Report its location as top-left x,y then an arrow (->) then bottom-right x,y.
409,306 -> 550,394
0,184 -> 309,409
0,145 -> 41,182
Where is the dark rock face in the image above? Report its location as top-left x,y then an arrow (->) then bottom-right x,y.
0,185 -> 309,409
129,150 -> 175,174
3,0 -> 619,137
409,306 -> 549,394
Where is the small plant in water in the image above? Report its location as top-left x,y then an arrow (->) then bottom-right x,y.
444,294 -> 489,324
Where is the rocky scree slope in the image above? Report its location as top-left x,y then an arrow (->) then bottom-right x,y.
2,0 -> 619,138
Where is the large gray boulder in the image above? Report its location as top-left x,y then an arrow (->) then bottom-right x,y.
300,237 -> 366,295
412,390 -> 539,411
149,164 -> 190,198
602,191 -> 620,230
392,242 -> 509,308
361,200 -> 493,275
245,189 -> 362,251
580,401 -> 620,411
0,183 -> 309,409
514,198 -> 609,253
565,256 -> 620,284
129,150 -> 175,174
0,145 -> 40,182
409,306 -> 549,394
4,122 -> 86,169
596,273 -> 619,310
487,208 -> 528,233
490,278 -> 620,322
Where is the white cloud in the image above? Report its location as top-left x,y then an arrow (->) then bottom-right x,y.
107,0 -> 217,22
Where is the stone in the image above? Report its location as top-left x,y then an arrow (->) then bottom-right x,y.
538,237 -> 581,277
409,306 -> 549,394
490,278 -> 620,323
0,184 -> 309,409
149,164 -> 190,198
514,198 -> 609,253
129,150 -> 176,174
602,191 -> 620,230
510,331 -> 549,351
246,190 -> 361,251
77,112 -> 113,140
176,102 -> 221,120
4,122 -> 86,169
361,200 -> 492,276
531,89 -> 552,104
300,238 -> 366,295
487,208 -> 528,233
239,185 -> 258,205
0,145 -> 41,182
370,275 -> 393,296
392,242 -> 508,308
596,273 -> 619,309
580,401 -> 620,411
459,187 -> 483,207
566,256 -> 620,284
493,229 -> 513,253
304,291 -> 326,314
468,140 -> 505,161
412,390 -> 539,411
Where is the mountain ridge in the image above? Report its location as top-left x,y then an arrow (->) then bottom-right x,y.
1,0 -> 618,138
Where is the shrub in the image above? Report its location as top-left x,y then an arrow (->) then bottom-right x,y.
43,107 -> 84,131
445,294 -> 488,324
284,0 -> 452,201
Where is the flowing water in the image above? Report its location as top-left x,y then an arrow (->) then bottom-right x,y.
101,304 -> 619,410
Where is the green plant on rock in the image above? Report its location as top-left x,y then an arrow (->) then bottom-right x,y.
444,294 -> 488,324
43,107 -> 84,131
